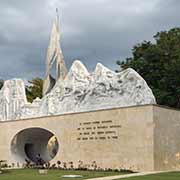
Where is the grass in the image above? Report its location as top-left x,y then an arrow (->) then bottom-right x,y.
121,172 -> 180,180
0,169 -> 128,180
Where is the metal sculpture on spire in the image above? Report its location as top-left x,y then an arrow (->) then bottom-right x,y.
43,9 -> 68,96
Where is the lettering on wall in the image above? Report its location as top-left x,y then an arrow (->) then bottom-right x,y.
77,120 -> 121,141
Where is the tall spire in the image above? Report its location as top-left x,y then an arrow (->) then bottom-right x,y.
55,8 -> 67,80
43,9 -> 68,96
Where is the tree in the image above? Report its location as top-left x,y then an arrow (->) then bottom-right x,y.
26,78 -> 43,103
117,28 -> 180,109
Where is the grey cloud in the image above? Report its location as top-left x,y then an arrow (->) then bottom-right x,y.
0,0 -> 180,80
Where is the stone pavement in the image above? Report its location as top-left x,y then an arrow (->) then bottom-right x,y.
86,171 -> 165,180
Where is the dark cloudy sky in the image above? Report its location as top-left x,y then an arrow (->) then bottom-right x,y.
0,0 -> 180,80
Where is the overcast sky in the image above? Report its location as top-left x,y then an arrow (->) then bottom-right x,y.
0,0 -> 180,80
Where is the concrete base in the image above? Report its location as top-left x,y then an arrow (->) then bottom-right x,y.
0,105 -> 180,172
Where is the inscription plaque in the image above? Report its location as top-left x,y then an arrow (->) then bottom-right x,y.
77,120 -> 121,141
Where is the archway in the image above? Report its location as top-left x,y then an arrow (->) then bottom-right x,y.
11,128 -> 59,163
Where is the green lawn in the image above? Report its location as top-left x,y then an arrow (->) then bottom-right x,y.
122,172 -> 180,180
0,169 -> 127,180
2,169 -> 180,180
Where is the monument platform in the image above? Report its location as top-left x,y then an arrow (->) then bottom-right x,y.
0,104 -> 180,172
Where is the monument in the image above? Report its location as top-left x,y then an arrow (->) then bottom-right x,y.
0,11 -> 156,121
0,11 -> 180,172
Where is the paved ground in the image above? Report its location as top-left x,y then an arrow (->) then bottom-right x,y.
86,171 -> 165,180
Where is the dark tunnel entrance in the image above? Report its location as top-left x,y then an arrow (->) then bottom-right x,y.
11,128 -> 59,164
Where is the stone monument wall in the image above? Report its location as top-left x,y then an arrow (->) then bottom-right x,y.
153,106 -> 180,171
0,105 -> 154,172
1,105 -> 180,172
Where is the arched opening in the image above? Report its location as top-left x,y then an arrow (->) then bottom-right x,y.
11,128 -> 59,164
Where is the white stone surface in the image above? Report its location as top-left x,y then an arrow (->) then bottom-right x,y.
0,79 -> 27,121
43,14 -> 67,96
0,61 -> 156,121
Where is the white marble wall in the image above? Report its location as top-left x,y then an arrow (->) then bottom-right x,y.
0,61 -> 156,121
